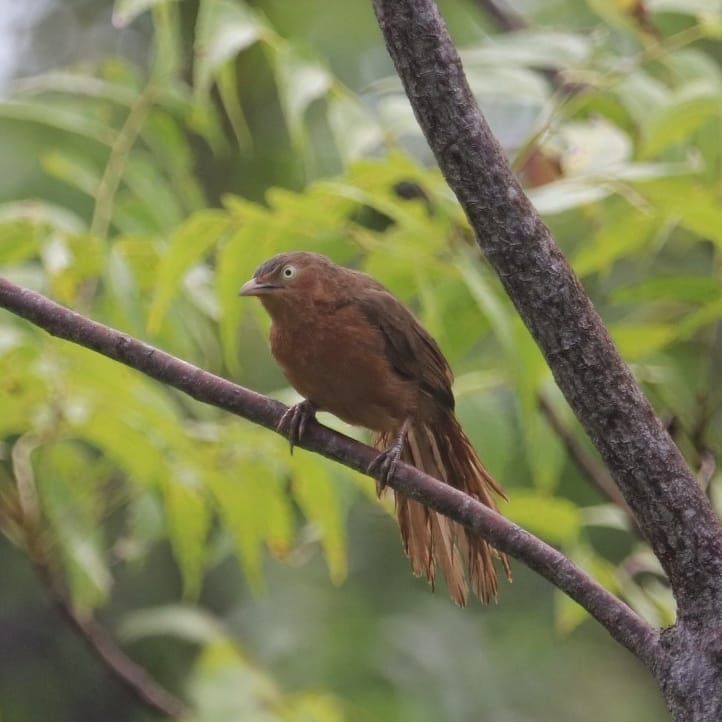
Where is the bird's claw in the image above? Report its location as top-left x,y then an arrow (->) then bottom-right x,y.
278,400 -> 316,453
369,420 -> 410,496
368,446 -> 402,497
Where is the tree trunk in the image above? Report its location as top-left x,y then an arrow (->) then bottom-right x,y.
371,0 -> 722,718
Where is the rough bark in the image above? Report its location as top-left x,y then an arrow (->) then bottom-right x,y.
371,0 -> 722,718
0,277 -> 658,667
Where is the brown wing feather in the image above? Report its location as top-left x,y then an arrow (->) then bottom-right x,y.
355,287 -> 455,411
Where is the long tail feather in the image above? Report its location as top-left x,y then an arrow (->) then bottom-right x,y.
375,412 -> 511,606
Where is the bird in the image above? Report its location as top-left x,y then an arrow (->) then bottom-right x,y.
239,251 -> 511,605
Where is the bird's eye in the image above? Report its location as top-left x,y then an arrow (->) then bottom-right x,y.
281,264 -> 296,280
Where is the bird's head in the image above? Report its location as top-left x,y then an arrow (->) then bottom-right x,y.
239,251 -> 338,316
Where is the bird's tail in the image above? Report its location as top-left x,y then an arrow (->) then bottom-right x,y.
374,413 -> 511,606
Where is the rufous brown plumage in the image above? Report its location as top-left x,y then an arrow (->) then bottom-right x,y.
240,251 -> 511,605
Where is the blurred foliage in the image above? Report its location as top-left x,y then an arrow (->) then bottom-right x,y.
0,0 -> 720,720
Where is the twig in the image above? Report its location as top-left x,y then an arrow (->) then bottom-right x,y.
11,433 -> 189,719
468,0 -> 585,98
471,0 -> 526,32
0,277 -> 659,668
91,83 -> 158,239
32,556 -> 190,720
538,395 -> 633,517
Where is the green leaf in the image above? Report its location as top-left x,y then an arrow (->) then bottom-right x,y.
614,70 -> 669,126
141,111 -> 207,212
467,66 -> 549,104
555,543 -> 620,633
122,151 -> 186,230
289,452 -> 347,585
327,91 -> 383,162
376,96 -> 421,138
163,473 -> 210,598
273,45 -> 332,149
216,62 -> 253,152
0,200 -> 86,232
43,233 -> 106,304
647,0 -> 721,19
112,0 -> 179,27
676,189 -> 722,244
0,100 -> 115,145
612,276 -> 722,305
13,71 -> 139,106
557,119 -> 632,173
288,693 -> 346,722
118,604 -> 225,644
189,640 -> 282,722
527,178 -> 612,215
0,221 -> 39,263
461,31 -> 592,69
676,296 -> 722,339
150,0 -> 183,78
457,258 -> 561,490
581,504 -> 631,531
610,323 -> 677,359
0,344 -> 45,437
456,392 -> 515,486
554,590 -> 588,635
504,491 -> 581,545
456,261 -> 515,357
640,178 -> 722,247
58,345 -> 190,486
122,493 -> 165,560
36,442 -> 113,611
42,150 -> 101,197
216,201 -> 278,375
640,81 -> 722,158
111,235 -> 162,296
661,48 -> 722,85
573,210 -> 657,277
511,321 -> 565,492
148,209 -> 231,333
194,0 -> 268,99
206,449 -> 292,590
81,412 -> 166,485
640,578 -> 676,626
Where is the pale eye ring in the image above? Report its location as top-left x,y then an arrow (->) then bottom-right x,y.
281,264 -> 296,280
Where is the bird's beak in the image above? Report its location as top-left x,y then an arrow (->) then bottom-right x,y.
238,277 -> 276,296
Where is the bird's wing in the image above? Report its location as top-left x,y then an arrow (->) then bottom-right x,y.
356,287 -> 455,411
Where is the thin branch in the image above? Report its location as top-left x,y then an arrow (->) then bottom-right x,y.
32,556 -> 190,720
91,82 -> 157,239
538,395 -> 633,518
11,431 -> 189,719
468,0 -> 585,100
0,277 -> 658,668
371,0 -> 722,630
471,0 -> 526,32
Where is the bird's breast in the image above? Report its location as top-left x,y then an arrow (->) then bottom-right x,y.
269,304 -> 416,432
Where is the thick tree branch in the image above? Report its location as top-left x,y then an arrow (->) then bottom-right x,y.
371,0 -> 722,632
0,277 -> 658,668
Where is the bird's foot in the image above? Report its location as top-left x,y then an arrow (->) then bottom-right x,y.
278,399 -> 317,454
368,446 -> 402,497
368,420 -> 410,496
